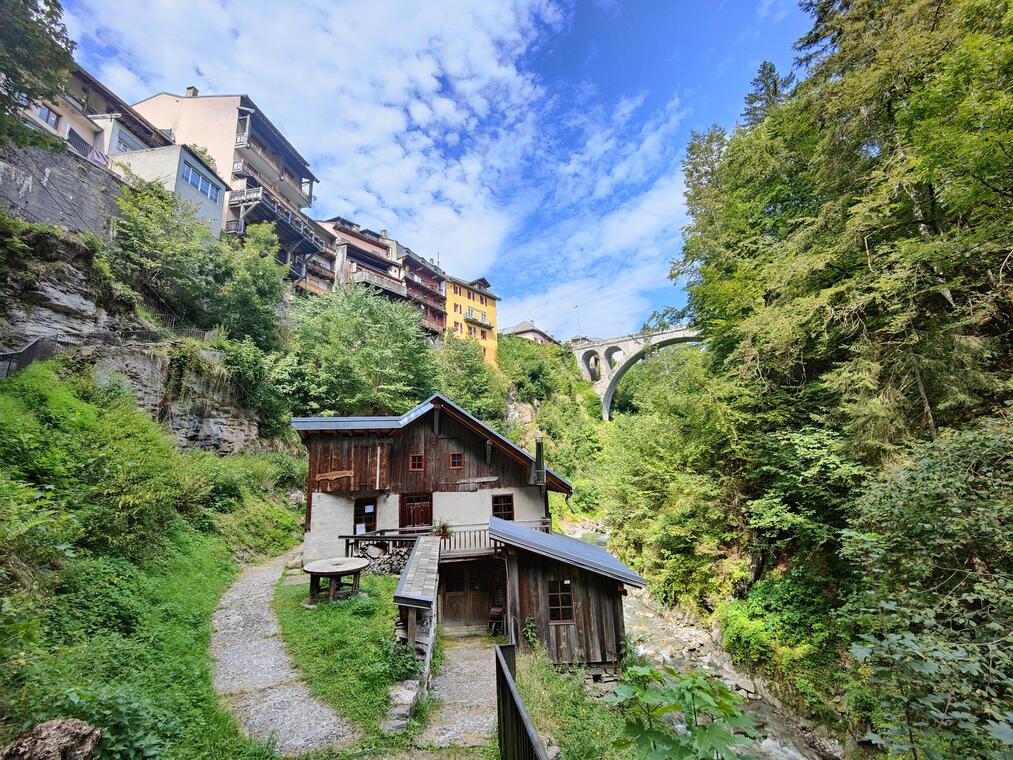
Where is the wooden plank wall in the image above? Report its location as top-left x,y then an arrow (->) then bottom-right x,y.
512,552 -> 625,666
308,434 -> 391,494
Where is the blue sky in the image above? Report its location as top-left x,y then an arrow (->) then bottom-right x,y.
64,0 -> 810,339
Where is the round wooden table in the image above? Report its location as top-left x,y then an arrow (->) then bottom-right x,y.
303,557 -> 370,601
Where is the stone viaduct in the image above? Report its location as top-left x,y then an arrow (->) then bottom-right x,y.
571,326 -> 700,420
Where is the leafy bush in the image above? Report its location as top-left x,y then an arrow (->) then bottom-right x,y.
44,559 -> 146,643
378,636 -> 421,682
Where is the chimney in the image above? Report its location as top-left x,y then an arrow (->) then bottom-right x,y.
185,85 -> 199,97
381,229 -> 388,237
533,437 -> 546,486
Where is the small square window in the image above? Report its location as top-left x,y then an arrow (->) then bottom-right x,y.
449,452 -> 463,469
39,105 -> 59,129
548,579 -> 573,622
408,453 -> 424,472
492,494 -> 513,520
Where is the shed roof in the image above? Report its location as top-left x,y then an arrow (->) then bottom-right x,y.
291,393 -> 573,493
394,535 -> 441,609
489,517 -> 646,588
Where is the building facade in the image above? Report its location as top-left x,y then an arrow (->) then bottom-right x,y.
21,68 -> 171,166
109,144 -> 227,230
445,276 -> 499,365
133,88 -> 328,286
500,320 -> 558,345
392,242 -> 446,338
317,216 -> 406,299
292,394 -> 645,666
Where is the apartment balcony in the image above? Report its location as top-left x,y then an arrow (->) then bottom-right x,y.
306,256 -> 336,280
350,268 -> 408,298
420,315 -> 445,333
407,286 -> 446,312
464,309 -> 493,329
233,139 -> 313,209
296,278 -> 332,297
406,271 -> 445,297
227,185 -> 326,254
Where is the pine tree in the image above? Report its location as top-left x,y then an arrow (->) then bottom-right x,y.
741,60 -> 795,126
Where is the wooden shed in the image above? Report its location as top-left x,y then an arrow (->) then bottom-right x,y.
490,517 -> 646,669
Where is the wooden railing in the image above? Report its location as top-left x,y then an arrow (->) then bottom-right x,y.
495,644 -> 549,760
420,315 -> 445,333
343,519 -> 551,558
226,185 -> 326,252
351,268 -> 408,297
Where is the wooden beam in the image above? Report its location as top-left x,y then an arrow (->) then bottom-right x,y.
316,469 -> 354,481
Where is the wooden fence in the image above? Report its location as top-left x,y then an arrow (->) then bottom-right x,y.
495,644 -> 549,760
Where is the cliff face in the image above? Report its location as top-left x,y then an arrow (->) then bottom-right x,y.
1,225 -> 261,453
1,226 -> 139,351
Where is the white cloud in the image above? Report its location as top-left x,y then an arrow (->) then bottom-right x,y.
66,0 -> 691,337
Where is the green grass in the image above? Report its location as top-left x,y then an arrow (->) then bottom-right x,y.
514,646 -> 626,759
13,528 -> 278,759
274,577 -> 406,734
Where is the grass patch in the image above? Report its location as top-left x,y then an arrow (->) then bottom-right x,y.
274,576 -> 407,736
12,528 -> 278,759
514,645 -> 625,759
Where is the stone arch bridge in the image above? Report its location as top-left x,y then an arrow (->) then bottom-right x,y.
571,326 -> 700,420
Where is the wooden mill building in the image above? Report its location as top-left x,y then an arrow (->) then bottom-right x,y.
292,393 -> 645,667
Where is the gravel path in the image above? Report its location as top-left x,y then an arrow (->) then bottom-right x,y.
417,637 -> 496,748
211,549 -> 358,755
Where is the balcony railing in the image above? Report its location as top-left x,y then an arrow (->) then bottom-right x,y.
232,157 -> 311,208
227,185 -> 326,252
420,315 -> 445,333
408,287 -> 445,312
342,518 -> 552,558
297,278 -> 332,296
406,272 -> 445,296
465,309 -> 493,329
306,257 -> 335,280
351,268 -> 408,297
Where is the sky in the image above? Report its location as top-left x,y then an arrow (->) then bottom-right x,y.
63,0 -> 810,340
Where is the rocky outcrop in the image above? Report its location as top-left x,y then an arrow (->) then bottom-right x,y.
0,227 -> 139,351
1,719 -> 102,760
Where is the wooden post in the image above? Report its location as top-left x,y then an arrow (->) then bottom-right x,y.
407,607 -> 418,647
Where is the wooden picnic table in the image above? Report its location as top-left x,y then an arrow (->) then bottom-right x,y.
303,557 -> 370,601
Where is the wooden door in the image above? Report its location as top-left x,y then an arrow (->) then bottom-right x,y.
399,493 -> 432,527
440,561 -> 491,627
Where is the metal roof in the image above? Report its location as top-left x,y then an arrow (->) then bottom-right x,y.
291,393 -> 573,493
489,517 -> 646,588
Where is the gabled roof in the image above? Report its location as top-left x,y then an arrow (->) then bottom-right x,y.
500,321 -> 558,343
488,517 -> 646,588
291,393 -> 572,494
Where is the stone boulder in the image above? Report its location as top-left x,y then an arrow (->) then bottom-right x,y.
1,719 -> 102,760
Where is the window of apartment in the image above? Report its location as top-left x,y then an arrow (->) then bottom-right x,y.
480,295 -> 487,305
480,330 -> 487,340
481,312 -> 488,323
468,325 -> 476,337
453,284 -> 461,296
548,579 -> 574,623
492,494 -> 514,520
454,303 -> 462,314
114,128 -> 143,154
454,321 -> 463,333
39,105 -> 59,129
408,453 -> 425,472
449,452 -> 463,469
353,497 -> 376,535
467,290 -> 474,300
181,161 -> 220,202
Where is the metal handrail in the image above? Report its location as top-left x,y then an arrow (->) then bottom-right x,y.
495,644 -> 550,760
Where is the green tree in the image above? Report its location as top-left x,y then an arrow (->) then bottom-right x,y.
742,60 -> 795,127
269,285 -> 436,416
433,334 -> 507,424
0,0 -> 74,147
110,179 -> 226,326
218,223 -> 287,351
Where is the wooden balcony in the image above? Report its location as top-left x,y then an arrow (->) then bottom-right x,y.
407,285 -> 445,312
406,272 -> 445,297
297,278 -> 332,296
232,157 -> 311,208
420,315 -> 445,333
306,257 -> 335,280
227,185 -> 326,252
351,268 -> 408,298
342,518 -> 552,559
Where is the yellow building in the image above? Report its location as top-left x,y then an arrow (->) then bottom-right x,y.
445,276 -> 500,366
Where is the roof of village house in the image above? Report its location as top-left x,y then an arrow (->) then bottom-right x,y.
73,68 -> 174,149
500,320 -> 558,343
446,275 -> 500,300
488,517 -> 646,588
393,534 -> 441,609
291,393 -> 572,493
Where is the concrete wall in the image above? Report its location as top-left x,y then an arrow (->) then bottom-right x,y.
433,487 -> 544,525
92,115 -> 147,156
23,99 -> 103,156
132,94 -> 242,188
0,144 -> 122,235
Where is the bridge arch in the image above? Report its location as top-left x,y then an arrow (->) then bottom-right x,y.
581,349 -> 602,381
600,333 -> 701,420
604,345 -> 625,369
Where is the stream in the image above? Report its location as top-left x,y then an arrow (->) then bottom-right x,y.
623,589 -> 835,760
563,519 -> 840,760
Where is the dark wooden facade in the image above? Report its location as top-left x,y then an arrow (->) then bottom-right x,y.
504,549 -> 626,666
305,406 -> 537,526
